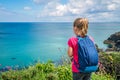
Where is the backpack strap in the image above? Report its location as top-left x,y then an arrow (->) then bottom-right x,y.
73,35 -> 88,70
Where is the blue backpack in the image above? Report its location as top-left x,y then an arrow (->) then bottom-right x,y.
76,36 -> 98,73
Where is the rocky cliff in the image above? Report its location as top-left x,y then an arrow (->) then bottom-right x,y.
104,32 -> 120,51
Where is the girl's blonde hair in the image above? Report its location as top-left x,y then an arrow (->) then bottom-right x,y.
73,18 -> 88,37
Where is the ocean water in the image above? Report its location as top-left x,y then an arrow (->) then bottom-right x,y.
0,22 -> 120,69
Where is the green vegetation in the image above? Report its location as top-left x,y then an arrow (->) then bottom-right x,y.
0,62 -> 114,80
99,52 -> 120,79
0,52 -> 119,80
0,61 -> 72,80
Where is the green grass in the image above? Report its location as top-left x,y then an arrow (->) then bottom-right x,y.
0,61 -> 114,80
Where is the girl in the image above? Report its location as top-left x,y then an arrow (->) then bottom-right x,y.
67,18 -> 94,80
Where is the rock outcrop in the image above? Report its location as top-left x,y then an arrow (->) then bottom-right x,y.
104,32 -> 120,51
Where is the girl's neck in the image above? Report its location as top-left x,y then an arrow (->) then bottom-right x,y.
76,34 -> 86,38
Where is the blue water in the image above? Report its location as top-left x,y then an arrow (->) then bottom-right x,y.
0,22 -> 120,68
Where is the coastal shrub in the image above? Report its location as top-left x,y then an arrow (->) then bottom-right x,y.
92,73 -> 114,80
36,61 -> 55,73
0,53 -> 117,80
99,52 -> 120,79
45,72 -> 58,80
57,65 -> 72,80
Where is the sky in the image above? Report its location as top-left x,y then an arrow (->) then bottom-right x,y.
0,0 -> 120,22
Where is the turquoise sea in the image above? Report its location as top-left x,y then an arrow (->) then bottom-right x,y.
0,22 -> 120,69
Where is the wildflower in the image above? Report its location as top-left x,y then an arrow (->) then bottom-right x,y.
108,55 -> 113,61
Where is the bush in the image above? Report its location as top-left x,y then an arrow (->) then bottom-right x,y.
0,54 -> 117,80
99,52 -> 120,79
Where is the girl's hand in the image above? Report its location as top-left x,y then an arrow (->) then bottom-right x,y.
70,56 -> 73,61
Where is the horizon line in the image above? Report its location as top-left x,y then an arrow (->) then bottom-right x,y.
0,21 -> 120,23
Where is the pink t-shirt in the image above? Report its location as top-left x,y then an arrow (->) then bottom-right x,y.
68,36 -> 94,72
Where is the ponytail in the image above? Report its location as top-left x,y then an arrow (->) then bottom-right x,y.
73,18 -> 88,37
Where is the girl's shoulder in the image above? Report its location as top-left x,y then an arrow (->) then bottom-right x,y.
68,37 -> 78,47
68,36 -> 78,41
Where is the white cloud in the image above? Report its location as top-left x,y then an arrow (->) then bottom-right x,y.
24,6 -> 32,10
101,12 -> 113,18
37,2 -> 66,17
107,4 -> 116,11
25,0 -> 120,22
37,0 -> 97,18
85,12 -> 111,22
1,0 -> 120,22
49,4 -> 67,16
2,0 -> 117,22
67,0 -> 86,14
85,0 -> 94,5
